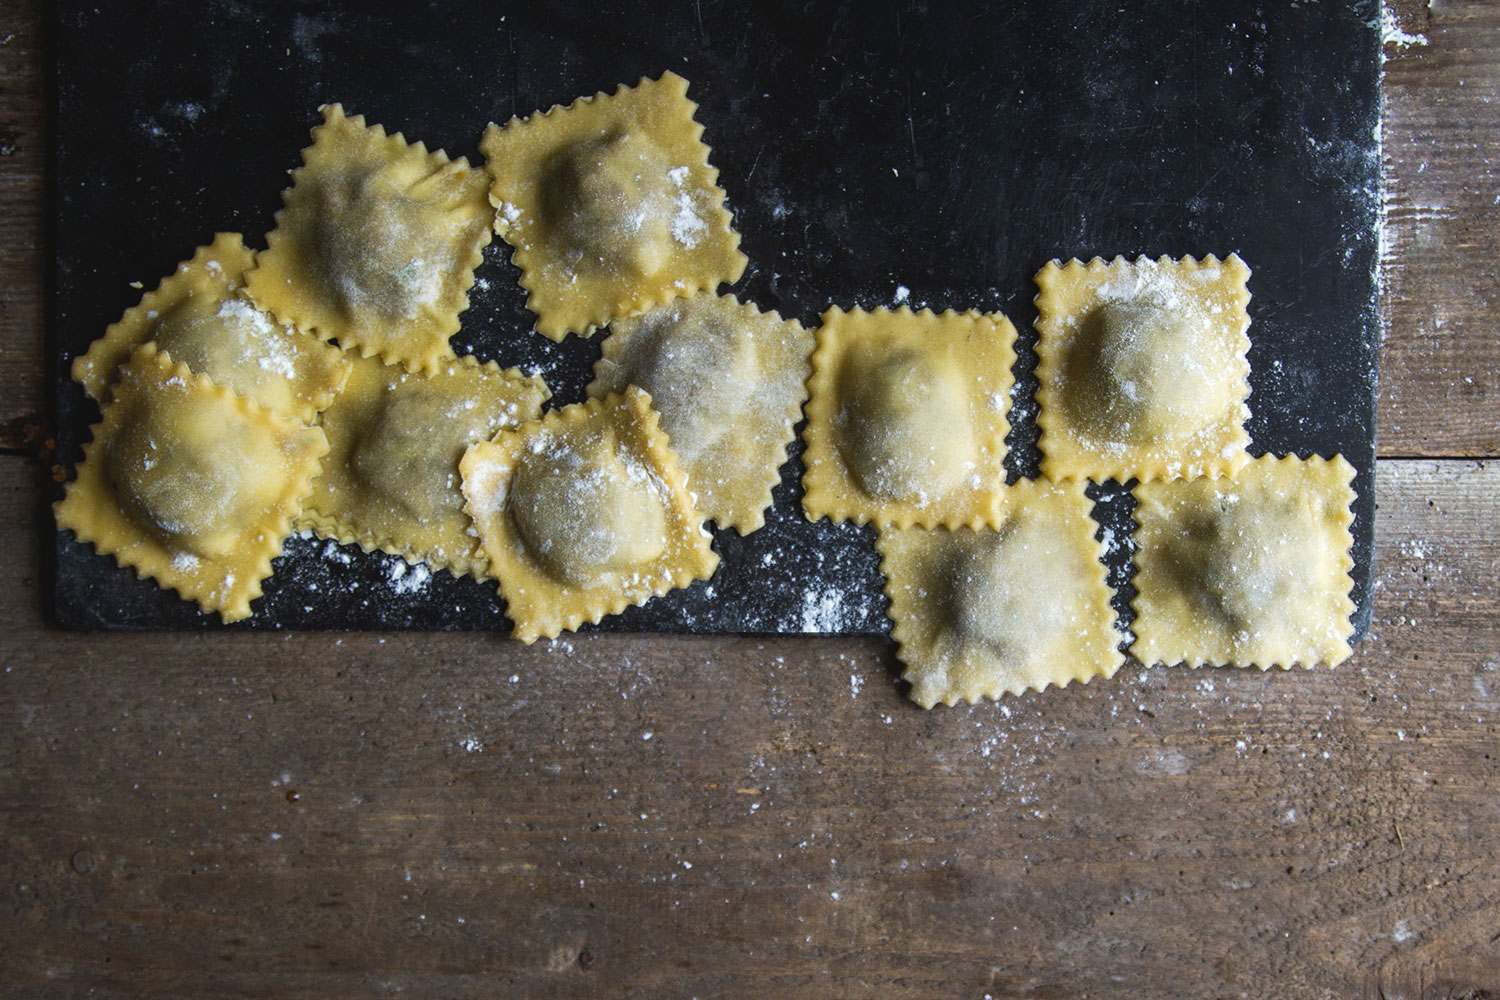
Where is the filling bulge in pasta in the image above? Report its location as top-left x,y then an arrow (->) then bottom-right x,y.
151,297 -> 305,417
1188,497 -> 1338,632
837,348 -> 975,503
947,516 -> 1075,658
105,393 -> 281,558
1077,292 -> 1236,444
312,170 -> 452,322
508,426 -> 669,585
541,129 -> 679,278
614,303 -> 756,462
349,387 -> 490,522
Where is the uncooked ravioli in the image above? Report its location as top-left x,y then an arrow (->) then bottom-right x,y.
1034,254 -> 1252,482
298,351 -> 550,580
875,479 -> 1122,708
480,72 -> 748,340
459,387 -> 718,643
245,104 -> 494,373
801,306 -> 1017,530
1131,454 -> 1356,669
590,294 -> 813,532
70,233 -> 349,423
54,343 -> 328,623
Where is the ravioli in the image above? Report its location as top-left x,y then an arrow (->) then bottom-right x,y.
1132,454 -> 1356,669
802,306 -> 1017,529
480,72 -> 748,341
460,387 -> 718,643
71,233 -> 350,422
54,343 -> 328,622
1034,254 -> 1252,483
589,294 -> 812,532
877,479 -> 1121,708
299,352 -> 550,579
245,104 -> 494,373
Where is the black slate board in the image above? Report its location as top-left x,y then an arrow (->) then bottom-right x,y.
50,1 -> 1381,639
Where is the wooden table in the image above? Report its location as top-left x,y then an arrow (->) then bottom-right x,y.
2,3 -> 1496,997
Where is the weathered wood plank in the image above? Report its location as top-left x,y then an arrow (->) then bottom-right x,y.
0,3 -> 44,448
4,456 -> 1497,999
1379,0 -> 1500,456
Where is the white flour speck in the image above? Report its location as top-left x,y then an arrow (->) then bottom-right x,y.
1379,9 -> 1427,50
388,560 -> 431,595
801,587 -> 845,633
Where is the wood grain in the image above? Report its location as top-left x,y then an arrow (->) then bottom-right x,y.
0,3 -> 44,450
1380,0 -> 1500,457
4,458 -> 1499,999
4,0 -> 1500,998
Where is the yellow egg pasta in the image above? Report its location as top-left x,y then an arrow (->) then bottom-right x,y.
589,293 -> 812,532
245,104 -> 494,373
1034,253 -> 1252,483
480,72 -> 747,341
54,343 -> 328,623
802,306 -> 1017,529
1131,453 -> 1356,669
298,351 -> 550,580
71,233 -> 350,422
460,387 -> 718,643
877,479 -> 1121,708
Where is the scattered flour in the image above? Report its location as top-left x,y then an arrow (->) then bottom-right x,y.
388,559 -> 432,596
1379,8 -> 1427,50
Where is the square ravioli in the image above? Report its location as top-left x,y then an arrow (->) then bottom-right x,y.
460,387 -> 718,643
72,233 -> 350,423
1131,454 -> 1356,669
54,343 -> 328,623
877,479 -> 1122,708
589,293 -> 813,533
802,306 -> 1018,529
245,104 -> 495,374
1034,254 -> 1252,483
480,72 -> 747,341
299,351 -> 550,580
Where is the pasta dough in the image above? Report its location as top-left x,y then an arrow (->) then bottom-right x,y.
480,72 -> 748,341
877,479 -> 1121,708
298,352 -> 550,580
1132,454 -> 1356,669
460,387 -> 718,643
509,429 -> 669,585
589,294 -> 813,531
840,348 -> 973,502
802,306 -> 1017,529
1034,254 -> 1252,482
245,104 -> 494,373
54,343 -> 328,622
71,233 -> 350,422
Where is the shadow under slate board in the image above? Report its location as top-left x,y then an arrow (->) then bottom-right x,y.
50,1 -> 1381,638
